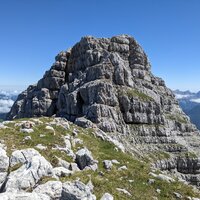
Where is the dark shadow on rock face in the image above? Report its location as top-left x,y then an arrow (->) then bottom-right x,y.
76,91 -> 84,117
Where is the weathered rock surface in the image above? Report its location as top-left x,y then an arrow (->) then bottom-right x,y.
75,148 -> 96,170
61,180 -> 96,200
5,149 -> 53,192
53,167 -> 73,177
0,192 -> 50,200
103,160 -> 113,170
6,34 -> 200,186
33,181 -> 62,200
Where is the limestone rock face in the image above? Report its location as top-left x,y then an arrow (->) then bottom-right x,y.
5,149 -> 54,192
7,51 -> 70,119
6,35 -> 200,185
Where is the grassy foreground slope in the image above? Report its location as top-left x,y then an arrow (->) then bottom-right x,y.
0,117 -> 200,200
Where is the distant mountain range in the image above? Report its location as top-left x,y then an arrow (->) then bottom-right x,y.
0,90 -> 19,120
174,90 -> 200,129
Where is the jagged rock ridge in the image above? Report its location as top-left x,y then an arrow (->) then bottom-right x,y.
7,35 -> 200,186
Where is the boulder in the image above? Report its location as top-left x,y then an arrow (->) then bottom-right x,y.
10,148 -> 40,167
33,181 -> 62,200
5,149 -> 53,192
75,148 -> 96,170
100,193 -> 114,200
61,180 -> 96,200
103,160 -> 113,170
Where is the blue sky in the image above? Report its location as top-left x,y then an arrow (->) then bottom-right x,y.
0,0 -> 200,91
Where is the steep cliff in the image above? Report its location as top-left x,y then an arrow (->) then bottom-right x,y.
7,35 -> 200,186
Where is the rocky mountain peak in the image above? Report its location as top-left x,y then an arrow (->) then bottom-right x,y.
7,34 -> 191,133
7,35 -> 200,186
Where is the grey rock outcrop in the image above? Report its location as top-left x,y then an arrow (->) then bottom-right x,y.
103,160 -> 113,170
0,192 -> 50,200
33,181 -> 63,200
5,149 -> 53,192
61,180 -> 96,200
75,148 -> 96,170
6,34 -> 200,185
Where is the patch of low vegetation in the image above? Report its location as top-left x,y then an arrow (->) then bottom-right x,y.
148,151 -> 171,161
38,176 -> 58,185
127,89 -> 154,101
183,151 -> 198,159
165,113 -> 188,124
118,87 -> 154,102
0,117 -> 200,199
9,163 -> 23,172
118,87 -> 154,101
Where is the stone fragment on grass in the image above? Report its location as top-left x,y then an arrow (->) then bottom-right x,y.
100,193 -> 114,200
103,160 -> 113,170
75,148 -> 96,170
118,165 -> 127,170
45,125 -> 55,134
116,188 -> 132,196
173,192 -> 182,199
111,159 -> 120,164
24,135 -> 32,140
148,179 -> 155,184
35,144 -> 47,150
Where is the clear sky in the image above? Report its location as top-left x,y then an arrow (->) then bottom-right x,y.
0,0 -> 200,91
